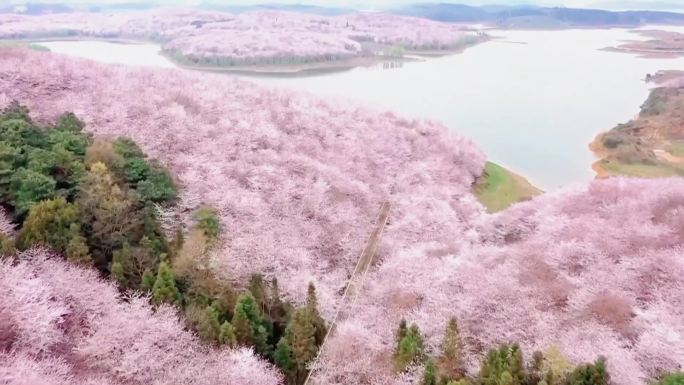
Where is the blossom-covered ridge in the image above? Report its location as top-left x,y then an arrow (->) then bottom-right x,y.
1,48 -> 682,385
0,9 -> 480,66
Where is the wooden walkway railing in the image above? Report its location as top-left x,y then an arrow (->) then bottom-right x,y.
303,201 -> 391,385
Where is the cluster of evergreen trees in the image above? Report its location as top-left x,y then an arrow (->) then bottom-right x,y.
0,102 -> 327,383
0,101 -> 176,287
393,318 -> 612,385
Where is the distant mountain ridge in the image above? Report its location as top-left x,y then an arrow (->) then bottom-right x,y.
3,1 -> 684,28
0,2 -> 73,14
197,3 -> 353,16
0,2 -> 352,16
393,3 -> 684,27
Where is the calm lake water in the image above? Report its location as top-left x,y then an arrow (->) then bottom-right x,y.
39,29 -> 684,190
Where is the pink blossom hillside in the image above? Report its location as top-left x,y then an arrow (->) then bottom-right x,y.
1,47 -> 682,385
0,249 -> 282,385
0,9 -> 479,65
318,178 -> 684,385
0,48 -> 486,315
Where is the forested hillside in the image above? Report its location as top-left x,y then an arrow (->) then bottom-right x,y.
394,3 -> 684,27
0,9 -> 481,68
0,47 -> 682,385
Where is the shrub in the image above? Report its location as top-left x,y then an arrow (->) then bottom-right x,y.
11,169 -> 56,216
565,357 -> 609,385
602,133 -> 625,149
136,165 -> 176,203
477,343 -> 526,385
654,373 -> 684,385
194,206 -> 220,239
18,197 -> 81,252
152,261 -> 182,305
393,322 -> 425,372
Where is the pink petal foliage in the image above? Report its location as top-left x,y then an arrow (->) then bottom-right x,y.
319,178 -> 684,385
0,49 -> 683,385
0,248 -> 282,385
0,207 -> 13,237
0,47 -> 485,313
0,9 -> 476,63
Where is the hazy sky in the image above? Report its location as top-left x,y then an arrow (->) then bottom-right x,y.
9,0 -> 684,11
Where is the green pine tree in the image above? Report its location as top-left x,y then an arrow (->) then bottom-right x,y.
274,337 -> 296,385
422,359 -> 438,385
438,317 -> 465,382
249,273 -> 267,313
66,230 -> 91,264
232,292 -> 269,354
140,269 -> 156,292
477,343 -> 527,385
194,206 -> 220,239
284,308 -> 318,385
195,305 -> 222,342
565,357 -> 609,385
269,276 -> 286,326
306,282 -> 326,345
219,321 -> 237,346
509,343 -> 525,384
152,261 -> 181,305
393,322 -> 425,372
111,261 -> 127,286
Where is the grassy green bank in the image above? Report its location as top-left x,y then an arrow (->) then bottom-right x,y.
473,162 -> 543,213
0,41 -> 50,51
590,78 -> 684,179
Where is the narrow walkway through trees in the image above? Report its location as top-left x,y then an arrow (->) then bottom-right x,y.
303,201 -> 391,385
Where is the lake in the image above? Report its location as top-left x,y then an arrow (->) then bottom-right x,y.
38,40 -> 176,68
38,29 -> 684,190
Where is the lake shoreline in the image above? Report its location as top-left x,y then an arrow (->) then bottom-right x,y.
473,162 -> 543,212
159,51 -> 412,76
604,29 -> 684,58
18,27 -> 683,191
159,38 -> 489,76
589,70 -> 684,179
14,35 -> 489,76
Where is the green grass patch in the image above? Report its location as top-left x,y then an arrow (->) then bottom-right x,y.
600,159 -> 684,177
473,162 -> 542,213
28,43 -> 50,52
667,141 -> 684,157
0,41 -> 50,52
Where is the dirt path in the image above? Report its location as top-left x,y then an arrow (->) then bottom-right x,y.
304,201 -> 391,385
654,149 -> 684,165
